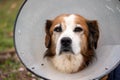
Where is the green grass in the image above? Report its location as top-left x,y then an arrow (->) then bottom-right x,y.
0,0 -> 23,52
0,0 -> 25,80
0,58 -> 21,80
0,58 -> 20,71
0,1 -> 38,80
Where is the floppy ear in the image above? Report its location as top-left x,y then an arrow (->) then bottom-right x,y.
87,20 -> 99,49
45,20 -> 52,48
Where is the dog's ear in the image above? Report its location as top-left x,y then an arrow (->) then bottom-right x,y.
87,20 -> 99,49
45,20 -> 52,48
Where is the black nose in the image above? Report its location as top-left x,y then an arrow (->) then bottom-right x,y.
61,37 -> 72,47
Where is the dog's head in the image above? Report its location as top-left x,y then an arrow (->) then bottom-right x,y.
44,14 -> 99,73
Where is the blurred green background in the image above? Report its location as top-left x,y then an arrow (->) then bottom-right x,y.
0,0 -> 22,52
0,0 -> 38,80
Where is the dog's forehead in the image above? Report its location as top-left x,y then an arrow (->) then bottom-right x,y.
52,14 -> 69,25
63,15 -> 76,26
52,14 -> 87,28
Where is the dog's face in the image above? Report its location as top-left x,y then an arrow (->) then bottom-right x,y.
44,14 -> 99,73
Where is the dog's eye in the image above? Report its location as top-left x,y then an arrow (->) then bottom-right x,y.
54,26 -> 62,32
74,27 -> 83,32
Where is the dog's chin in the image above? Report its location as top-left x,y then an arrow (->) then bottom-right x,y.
50,51 -> 84,73
59,52 -> 74,56
59,48 -> 74,55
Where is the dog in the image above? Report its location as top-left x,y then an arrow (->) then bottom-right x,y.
44,14 -> 99,73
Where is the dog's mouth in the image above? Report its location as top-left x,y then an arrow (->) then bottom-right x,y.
60,46 -> 74,55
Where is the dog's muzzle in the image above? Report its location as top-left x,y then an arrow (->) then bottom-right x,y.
60,37 -> 73,53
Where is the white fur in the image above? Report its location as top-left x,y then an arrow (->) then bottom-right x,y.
51,53 -> 83,73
